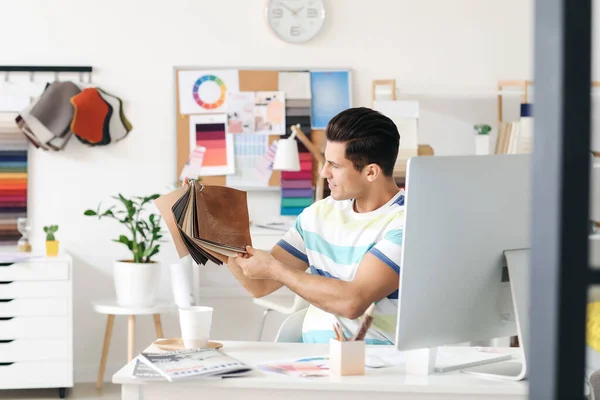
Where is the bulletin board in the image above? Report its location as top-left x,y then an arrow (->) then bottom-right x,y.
174,67 -> 352,189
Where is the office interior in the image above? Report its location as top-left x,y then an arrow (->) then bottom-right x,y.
0,0 -> 597,399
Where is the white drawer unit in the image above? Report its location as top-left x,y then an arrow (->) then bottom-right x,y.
0,254 -> 73,399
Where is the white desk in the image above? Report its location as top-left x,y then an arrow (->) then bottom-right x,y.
113,341 -> 528,400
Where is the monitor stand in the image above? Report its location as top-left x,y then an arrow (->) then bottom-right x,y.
404,249 -> 529,381
459,248 -> 529,381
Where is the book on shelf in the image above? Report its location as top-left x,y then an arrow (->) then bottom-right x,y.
135,348 -> 253,382
154,180 -> 252,266
495,121 -> 531,155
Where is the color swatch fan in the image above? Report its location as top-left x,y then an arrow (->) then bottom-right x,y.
154,181 -> 252,266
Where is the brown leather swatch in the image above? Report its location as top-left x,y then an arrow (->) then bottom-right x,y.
194,185 -> 252,252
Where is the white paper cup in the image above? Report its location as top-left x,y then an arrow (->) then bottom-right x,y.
179,306 -> 213,348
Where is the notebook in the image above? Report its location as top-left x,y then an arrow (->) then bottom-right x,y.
154,180 -> 252,266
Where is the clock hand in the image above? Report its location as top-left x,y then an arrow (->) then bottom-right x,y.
279,2 -> 295,14
293,6 -> 304,15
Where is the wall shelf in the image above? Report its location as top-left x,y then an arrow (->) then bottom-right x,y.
0,66 -> 92,73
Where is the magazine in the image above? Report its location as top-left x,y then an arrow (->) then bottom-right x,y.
136,348 -> 253,382
133,359 -> 163,380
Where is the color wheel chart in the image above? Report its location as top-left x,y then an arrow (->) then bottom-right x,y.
193,75 -> 227,110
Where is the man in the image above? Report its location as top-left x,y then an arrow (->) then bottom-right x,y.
189,107 -> 404,344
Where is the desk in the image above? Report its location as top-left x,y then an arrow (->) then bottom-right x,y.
113,341 -> 528,400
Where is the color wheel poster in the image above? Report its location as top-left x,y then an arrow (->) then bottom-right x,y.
178,69 -> 240,114
188,114 -> 234,176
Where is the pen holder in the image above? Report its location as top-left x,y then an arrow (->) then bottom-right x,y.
329,338 -> 365,376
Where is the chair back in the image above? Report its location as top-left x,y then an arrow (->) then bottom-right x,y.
274,308 -> 308,343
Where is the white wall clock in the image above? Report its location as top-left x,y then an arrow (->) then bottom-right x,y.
265,0 -> 326,44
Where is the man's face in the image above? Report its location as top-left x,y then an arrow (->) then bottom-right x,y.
320,141 -> 366,201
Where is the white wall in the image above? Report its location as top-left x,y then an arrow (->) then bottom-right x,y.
0,0 -> 534,382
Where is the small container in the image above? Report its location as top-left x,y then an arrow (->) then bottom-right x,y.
329,338 -> 365,376
46,240 -> 59,257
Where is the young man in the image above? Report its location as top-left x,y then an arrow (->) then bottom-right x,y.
194,107 -> 404,344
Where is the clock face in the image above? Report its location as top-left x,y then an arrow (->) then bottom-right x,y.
265,0 -> 325,44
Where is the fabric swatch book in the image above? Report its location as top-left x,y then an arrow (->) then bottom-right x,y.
136,348 -> 253,382
154,180 -> 252,266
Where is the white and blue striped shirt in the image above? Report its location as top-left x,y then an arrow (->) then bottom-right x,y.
278,190 -> 405,344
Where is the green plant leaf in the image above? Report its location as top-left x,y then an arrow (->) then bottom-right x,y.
112,235 -> 133,250
137,223 -> 148,241
87,192 -> 163,263
146,245 -> 160,261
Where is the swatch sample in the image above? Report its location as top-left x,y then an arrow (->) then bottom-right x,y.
71,88 -> 112,145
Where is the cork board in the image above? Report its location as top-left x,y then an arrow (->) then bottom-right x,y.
175,69 -> 286,187
175,67 -> 350,188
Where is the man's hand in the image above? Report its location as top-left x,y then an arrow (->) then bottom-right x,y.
234,246 -> 280,280
182,177 -> 189,186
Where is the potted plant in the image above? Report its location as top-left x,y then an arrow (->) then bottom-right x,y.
474,124 -> 492,155
84,194 -> 164,307
44,225 -> 59,256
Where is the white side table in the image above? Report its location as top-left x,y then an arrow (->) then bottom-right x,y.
92,299 -> 174,388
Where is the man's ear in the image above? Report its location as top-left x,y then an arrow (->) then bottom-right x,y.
364,163 -> 382,182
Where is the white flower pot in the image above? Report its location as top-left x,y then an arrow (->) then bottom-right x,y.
475,135 -> 490,155
113,260 -> 161,307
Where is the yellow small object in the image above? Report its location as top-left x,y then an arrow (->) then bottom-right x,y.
45,240 -> 59,257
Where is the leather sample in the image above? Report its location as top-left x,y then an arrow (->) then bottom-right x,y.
97,88 -> 132,142
27,81 -> 81,139
153,181 -> 252,266
70,87 -> 112,145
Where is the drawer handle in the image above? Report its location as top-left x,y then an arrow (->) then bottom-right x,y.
0,299 -> 13,303
0,340 -> 14,344
0,317 -> 14,321
0,281 -> 13,285
0,363 -> 14,366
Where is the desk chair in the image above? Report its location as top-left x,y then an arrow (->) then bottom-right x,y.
253,294 -> 309,341
274,308 -> 308,343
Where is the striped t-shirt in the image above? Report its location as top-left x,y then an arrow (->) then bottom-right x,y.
278,190 -> 405,345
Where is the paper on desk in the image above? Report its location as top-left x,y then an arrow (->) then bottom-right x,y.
0,252 -> 44,264
258,356 -> 329,378
366,345 -> 406,366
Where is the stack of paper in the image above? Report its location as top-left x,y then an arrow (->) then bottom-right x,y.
154,181 -> 252,266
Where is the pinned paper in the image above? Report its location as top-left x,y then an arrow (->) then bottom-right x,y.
310,71 -> 351,129
188,114 -> 234,176
278,72 -> 311,100
178,69 -> 239,115
255,92 -> 286,135
225,134 -> 270,188
226,92 -> 255,134
254,140 -> 278,185
179,146 -> 206,181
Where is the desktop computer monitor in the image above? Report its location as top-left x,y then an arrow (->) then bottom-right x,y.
395,154 -> 530,379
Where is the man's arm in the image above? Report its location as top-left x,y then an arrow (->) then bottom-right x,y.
226,245 -> 309,298
236,250 -> 399,320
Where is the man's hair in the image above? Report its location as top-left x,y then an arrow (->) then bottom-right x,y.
325,107 -> 400,177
